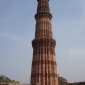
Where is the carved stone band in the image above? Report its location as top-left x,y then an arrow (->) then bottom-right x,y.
32,61 -> 56,66
31,73 -> 57,77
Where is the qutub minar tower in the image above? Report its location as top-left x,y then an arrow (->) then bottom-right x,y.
30,0 -> 59,85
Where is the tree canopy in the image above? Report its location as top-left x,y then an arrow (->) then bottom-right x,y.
0,75 -> 15,82
58,76 -> 68,85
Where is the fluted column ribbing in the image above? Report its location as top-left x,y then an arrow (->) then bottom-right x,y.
30,0 -> 59,85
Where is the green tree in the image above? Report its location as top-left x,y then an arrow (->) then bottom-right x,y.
0,75 -> 11,82
58,76 -> 68,85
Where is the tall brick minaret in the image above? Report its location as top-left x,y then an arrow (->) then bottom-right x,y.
30,0 -> 59,85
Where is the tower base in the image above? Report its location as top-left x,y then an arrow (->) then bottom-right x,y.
29,83 -> 39,85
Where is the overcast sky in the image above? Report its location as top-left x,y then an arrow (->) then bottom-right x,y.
0,0 -> 85,84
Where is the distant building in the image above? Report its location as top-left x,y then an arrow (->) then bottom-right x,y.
68,82 -> 85,85
28,83 -> 39,85
0,75 -> 23,85
0,81 -> 23,85
58,76 -> 85,85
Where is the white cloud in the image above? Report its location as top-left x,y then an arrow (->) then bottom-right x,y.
59,48 -> 85,82
0,31 -> 19,41
82,5 -> 85,12
69,48 -> 85,56
62,48 -> 85,58
79,0 -> 85,14
0,31 -> 29,48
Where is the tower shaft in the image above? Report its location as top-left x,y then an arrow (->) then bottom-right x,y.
30,0 -> 59,85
